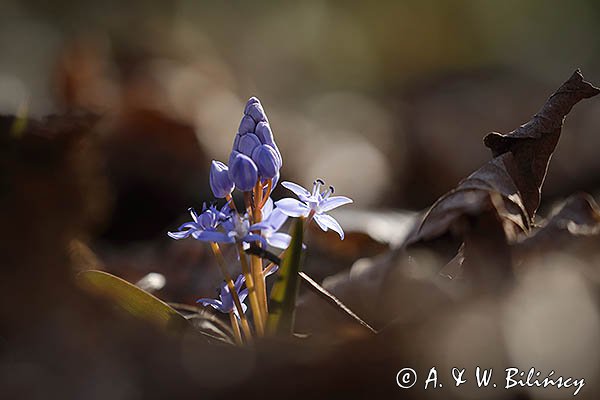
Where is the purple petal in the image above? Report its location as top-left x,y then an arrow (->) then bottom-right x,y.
220,292 -> 234,311
197,298 -> 226,313
319,196 -> 353,212
194,231 -> 234,243
271,172 -> 280,190
238,288 -> 249,303
265,208 -> 288,231
249,221 -> 272,231
261,197 -> 274,218
242,234 -> 267,248
275,198 -> 310,217
312,213 -> 328,233
264,265 -> 279,278
177,222 -> 199,231
281,181 -> 311,201
167,229 -> 194,240
189,208 -> 199,223
313,214 -> 345,240
234,274 -> 246,292
233,303 -> 248,319
267,232 -> 291,250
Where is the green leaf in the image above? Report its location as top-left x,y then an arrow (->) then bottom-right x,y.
266,218 -> 304,336
77,270 -> 190,334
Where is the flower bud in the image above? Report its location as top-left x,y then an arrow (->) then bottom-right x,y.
209,160 -> 235,198
255,121 -> 274,145
238,133 -> 261,156
228,153 -> 258,192
238,115 -> 256,135
232,134 -> 241,152
244,97 -> 260,114
252,144 -> 280,179
255,121 -> 282,166
245,102 -> 267,123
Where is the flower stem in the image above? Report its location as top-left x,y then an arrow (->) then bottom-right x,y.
225,194 -> 239,214
229,311 -> 243,345
257,178 -> 273,209
251,181 -> 268,324
209,242 -> 253,342
237,243 -> 265,336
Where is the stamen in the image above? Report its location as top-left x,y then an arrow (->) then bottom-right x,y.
313,178 -> 325,196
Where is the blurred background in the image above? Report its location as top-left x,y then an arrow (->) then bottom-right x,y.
3,0 -> 600,302
3,1 -> 600,398
2,0 -> 600,300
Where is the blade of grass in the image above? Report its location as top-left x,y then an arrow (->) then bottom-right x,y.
77,270 -> 190,334
247,243 -> 378,335
266,218 -> 304,336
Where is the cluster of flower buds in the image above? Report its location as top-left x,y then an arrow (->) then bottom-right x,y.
208,98 -> 282,196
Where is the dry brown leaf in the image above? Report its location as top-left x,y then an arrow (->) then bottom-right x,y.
406,70 -> 599,272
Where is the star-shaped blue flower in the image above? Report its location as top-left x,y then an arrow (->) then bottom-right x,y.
167,203 -> 234,243
275,179 -> 352,239
219,206 -> 268,248
197,274 -> 248,319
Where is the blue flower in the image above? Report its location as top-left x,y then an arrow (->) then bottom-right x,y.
249,198 -> 291,249
197,274 -> 248,319
168,203 -> 234,243
276,179 -> 353,239
210,160 -> 235,198
220,206 -> 268,248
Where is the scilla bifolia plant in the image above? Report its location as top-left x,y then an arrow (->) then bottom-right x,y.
168,97 -> 352,344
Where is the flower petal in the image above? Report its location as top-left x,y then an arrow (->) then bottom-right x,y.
249,221 -> 271,231
188,208 -> 199,223
275,198 -> 310,217
242,234 -> 267,248
312,213 -> 329,233
233,303 -> 248,319
266,208 -> 288,231
238,288 -> 249,303
197,298 -> 225,312
267,232 -> 291,249
313,214 -> 345,240
264,265 -> 279,278
319,196 -> 353,212
167,229 -> 194,240
261,197 -> 274,218
281,181 -> 311,201
194,231 -> 234,243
